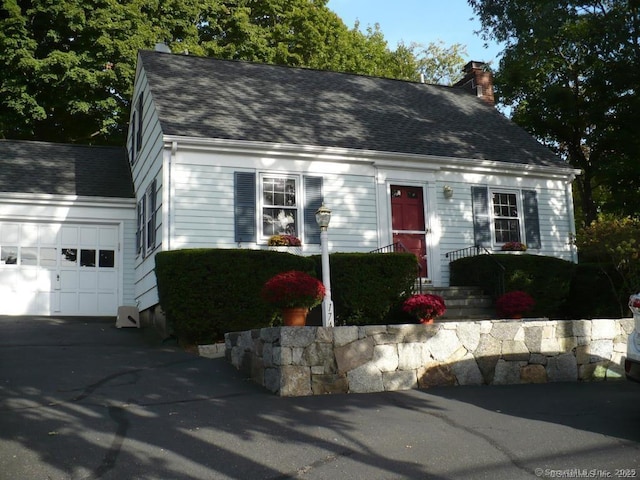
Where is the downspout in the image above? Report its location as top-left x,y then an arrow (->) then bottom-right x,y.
164,141 -> 177,251
373,165 -> 386,249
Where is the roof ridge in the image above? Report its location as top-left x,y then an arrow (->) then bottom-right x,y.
138,49 -> 459,90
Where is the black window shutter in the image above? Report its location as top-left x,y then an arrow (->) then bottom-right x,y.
136,200 -> 142,255
303,176 -> 323,244
471,186 -> 491,247
147,179 -> 157,249
136,92 -> 143,152
523,190 -> 541,249
130,112 -> 136,164
234,172 -> 256,243
137,197 -> 146,257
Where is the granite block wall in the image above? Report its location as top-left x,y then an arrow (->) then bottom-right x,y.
224,319 -> 634,397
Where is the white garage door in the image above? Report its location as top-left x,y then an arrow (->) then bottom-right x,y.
0,222 -> 120,316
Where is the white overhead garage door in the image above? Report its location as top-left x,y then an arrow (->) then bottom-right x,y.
0,222 -> 120,316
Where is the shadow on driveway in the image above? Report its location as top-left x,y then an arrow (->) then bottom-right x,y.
1,316 -> 638,480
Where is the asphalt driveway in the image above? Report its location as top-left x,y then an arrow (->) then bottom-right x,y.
1,316 -> 639,480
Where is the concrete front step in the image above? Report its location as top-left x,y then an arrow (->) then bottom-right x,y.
415,285 -> 495,320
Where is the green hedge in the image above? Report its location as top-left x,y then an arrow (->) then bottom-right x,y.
565,263 -> 628,318
322,252 -> 418,325
155,249 -> 418,343
155,249 -> 315,344
450,254 -> 576,318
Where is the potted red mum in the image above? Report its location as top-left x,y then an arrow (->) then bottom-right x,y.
495,291 -> 535,318
402,293 -> 446,324
261,270 -> 325,326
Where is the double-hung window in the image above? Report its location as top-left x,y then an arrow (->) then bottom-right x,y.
234,171 -> 323,244
261,175 -> 298,237
492,191 -> 521,243
472,186 -> 541,249
136,179 -> 157,257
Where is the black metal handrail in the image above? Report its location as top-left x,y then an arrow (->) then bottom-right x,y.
369,241 -> 409,254
445,245 -> 481,262
445,245 -> 506,297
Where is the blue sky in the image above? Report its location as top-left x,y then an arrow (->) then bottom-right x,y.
326,0 -> 503,66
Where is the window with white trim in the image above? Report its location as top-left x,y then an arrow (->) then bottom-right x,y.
491,190 -> 522,243
136,179 -> 157,257
136,196 -> 146,257
146,179 -> 157,250
261,175 -> 298,238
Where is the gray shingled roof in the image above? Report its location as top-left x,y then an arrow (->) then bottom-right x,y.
140,50 -> 568,168
0,140 -> 134,198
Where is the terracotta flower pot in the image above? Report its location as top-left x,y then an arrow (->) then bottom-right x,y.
419,318 -> 435,324
281,307 -> 309,326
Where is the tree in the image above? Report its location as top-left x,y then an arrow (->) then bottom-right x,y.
0,0 -> 210,144
2,0 -> 470,146
469,0 -> 640,226
0,0 -> 366,144
575,215 -> 640,314
414,40 -> 468,85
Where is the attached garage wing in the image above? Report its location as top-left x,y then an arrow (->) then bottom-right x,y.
0,222 -> 121,316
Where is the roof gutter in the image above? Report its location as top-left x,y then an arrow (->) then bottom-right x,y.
163,135 -> 581,180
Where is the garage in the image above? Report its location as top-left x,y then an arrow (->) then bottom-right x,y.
0,140 -> 136,317
0,222 -> 121,316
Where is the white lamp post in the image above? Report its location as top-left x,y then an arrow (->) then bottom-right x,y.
315,203 -> 334,327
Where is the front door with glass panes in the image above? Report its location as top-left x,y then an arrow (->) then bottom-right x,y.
0,222 -> 119,315
390,185 -> 428,277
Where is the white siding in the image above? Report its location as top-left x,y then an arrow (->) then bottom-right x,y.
129,61 -> 166,311
168,152 -> 379,253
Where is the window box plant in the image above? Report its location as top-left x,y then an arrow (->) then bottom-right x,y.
402,293 -> 446,324
267,234 -> 302,254
496,290 -> 535,318
501,241 -> 527,252
261,270 -> 325,326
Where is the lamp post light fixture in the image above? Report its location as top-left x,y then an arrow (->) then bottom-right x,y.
315,203 -> 334,327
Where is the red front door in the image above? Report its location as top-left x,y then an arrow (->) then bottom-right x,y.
391,185 -> 427,277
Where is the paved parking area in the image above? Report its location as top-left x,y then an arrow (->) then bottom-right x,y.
1,316 -> 639,480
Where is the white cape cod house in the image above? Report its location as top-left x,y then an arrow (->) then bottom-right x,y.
128,49 -> 579,324
0,48 -> 579,319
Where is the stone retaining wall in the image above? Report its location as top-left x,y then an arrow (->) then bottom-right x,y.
224,319 -> 634,397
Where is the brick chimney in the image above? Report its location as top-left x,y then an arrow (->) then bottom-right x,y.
453,61 -> 494,106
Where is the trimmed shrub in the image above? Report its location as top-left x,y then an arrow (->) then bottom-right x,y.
565,263 -> 627,318
320,252 -> 418,325
450,254 -> 575,318
155,249 -> 315,344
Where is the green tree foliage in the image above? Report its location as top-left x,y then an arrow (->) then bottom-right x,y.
414,40 -> 468,85
575,214 -> 640,313
1,0 -> 469,145
0,0 -> 207,144
469,0 -> 640,226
